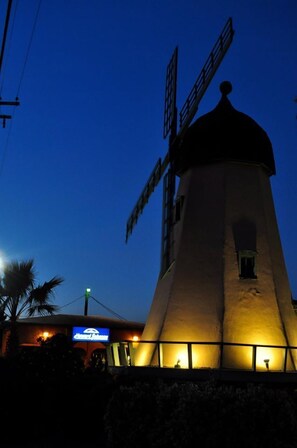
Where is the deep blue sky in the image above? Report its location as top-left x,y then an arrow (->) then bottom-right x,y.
0,0 -> 296,322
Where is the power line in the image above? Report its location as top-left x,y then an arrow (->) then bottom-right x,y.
90,295 -> 127,321
59,295 -> 84,310
0,0 -> 41,181
0,0 -> 18,96
16,0 -> 42,97
0,0 -> 13,74
0,0 -> 41,97
58,293 -> 127,322
0,0 -> 20,131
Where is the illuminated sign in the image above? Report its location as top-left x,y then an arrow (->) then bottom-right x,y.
72,327 -> 110,342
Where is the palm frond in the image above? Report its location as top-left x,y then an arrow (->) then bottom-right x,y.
27,303 -> 59,317
28,276 -> 64,305
2,259 -> 35,298
0,260 -> 63,321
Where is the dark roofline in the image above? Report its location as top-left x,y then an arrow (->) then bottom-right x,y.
0,314 -> 145,330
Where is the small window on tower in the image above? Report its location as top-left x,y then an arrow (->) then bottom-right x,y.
238,250 -> 257,279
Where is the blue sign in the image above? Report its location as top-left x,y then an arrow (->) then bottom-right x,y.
72,327 -> 110,342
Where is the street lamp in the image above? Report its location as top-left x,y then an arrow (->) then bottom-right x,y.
84,287 -> 91,316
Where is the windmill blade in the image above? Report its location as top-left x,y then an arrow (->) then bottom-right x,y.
163,47 -> 178,140
179,17 -> 234,136
126,47 -> 178,243
126,157 -> 167,242
160,167 -> 175,275
126,19 -> 234,244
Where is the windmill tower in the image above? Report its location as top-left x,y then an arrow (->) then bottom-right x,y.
126,19 -> 297,371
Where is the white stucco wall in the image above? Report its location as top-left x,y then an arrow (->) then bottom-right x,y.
135,161 -> 297,370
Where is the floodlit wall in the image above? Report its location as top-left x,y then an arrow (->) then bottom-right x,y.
135,162 -> 297,370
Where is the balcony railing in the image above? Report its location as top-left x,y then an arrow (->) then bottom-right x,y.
106,340 -> 297,373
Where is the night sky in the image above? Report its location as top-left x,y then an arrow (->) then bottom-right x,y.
0,0 -> 296,322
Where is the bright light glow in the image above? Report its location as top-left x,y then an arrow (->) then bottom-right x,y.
0,252 -> 6,273
175,350 -> 188,368
86,288 -> 91,293
256,347 -> 274,371
38,331 -> 51,341
134,342 -> 156,366
132,335 -> 139,341
192,345 -> 219,369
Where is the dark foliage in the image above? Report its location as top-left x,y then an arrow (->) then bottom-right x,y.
4,323 -> 19,357
86,348 -> 108,374
1,343 -> 297,448
104,379 -> 297,448
0,343 -> 115,447
14,333 -> 85,380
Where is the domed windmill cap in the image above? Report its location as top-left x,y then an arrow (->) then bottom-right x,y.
176,82 -> 276,176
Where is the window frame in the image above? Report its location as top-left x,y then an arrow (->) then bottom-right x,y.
238,249 -> 257,279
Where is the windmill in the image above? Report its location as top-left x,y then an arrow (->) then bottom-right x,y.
112,18 -> 297,373
126,18 -> 234,276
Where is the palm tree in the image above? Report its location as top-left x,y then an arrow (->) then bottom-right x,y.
0,259 -> 63,356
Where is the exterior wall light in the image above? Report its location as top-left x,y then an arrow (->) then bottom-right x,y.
174,359 -> 181,368
264,358 -> 270,370
37,331 -> 52,344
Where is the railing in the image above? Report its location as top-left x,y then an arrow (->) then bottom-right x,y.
106,340 -> 297,373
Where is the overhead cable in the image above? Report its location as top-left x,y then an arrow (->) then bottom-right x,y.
91,295 -> 127,321
57,293 -> 127,322
0,0 -> 18,95
16,0 -> 42,97
59,295 -> 84,310
0,0 -> 13,74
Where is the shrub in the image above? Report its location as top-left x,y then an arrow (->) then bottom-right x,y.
104,380 -> 297,448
